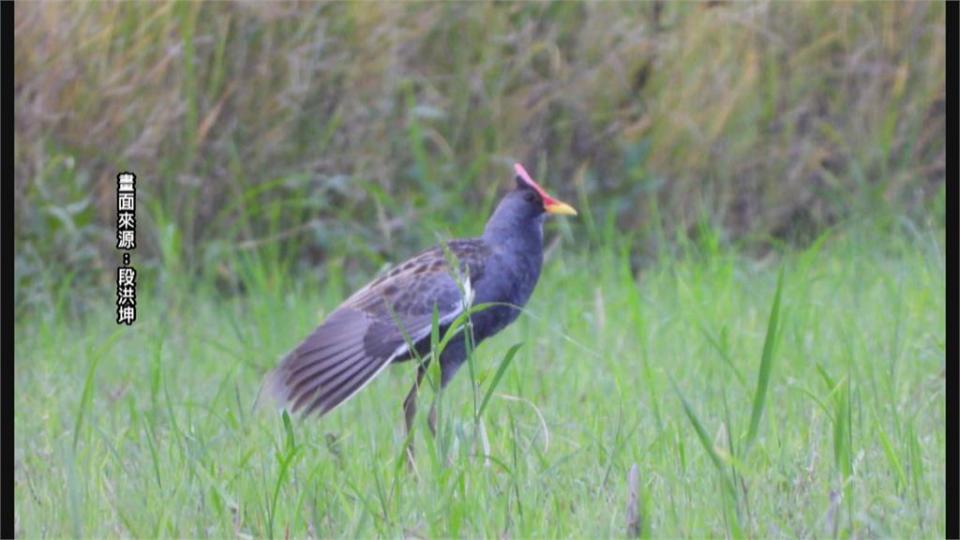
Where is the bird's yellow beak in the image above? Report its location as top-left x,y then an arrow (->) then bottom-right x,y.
544,199 -> 578,216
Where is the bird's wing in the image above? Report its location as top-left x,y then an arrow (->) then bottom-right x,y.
262,239 -> 491,418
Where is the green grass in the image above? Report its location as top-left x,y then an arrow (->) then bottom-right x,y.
14,3 -> 945,536
14,221 -> 944,538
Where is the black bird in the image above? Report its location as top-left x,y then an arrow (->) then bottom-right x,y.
262,163 -> 577,438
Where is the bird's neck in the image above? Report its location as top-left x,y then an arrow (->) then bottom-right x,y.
482,213 -> 545,257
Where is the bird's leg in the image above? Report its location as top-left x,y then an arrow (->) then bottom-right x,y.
425,339 -> 467,439
403,363 -> 428,466
406,339 -> 466,467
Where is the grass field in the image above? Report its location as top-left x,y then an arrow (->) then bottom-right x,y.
14,217 -> 944,538
14,2 -> 945,537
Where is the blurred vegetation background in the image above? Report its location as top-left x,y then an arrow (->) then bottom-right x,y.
14,1 -> 945,316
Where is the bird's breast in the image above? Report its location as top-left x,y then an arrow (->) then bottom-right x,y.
469,250 -> 542,341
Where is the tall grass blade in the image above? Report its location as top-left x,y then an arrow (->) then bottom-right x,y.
281,409 -> 296,453
672,379 -> 738,501
73,329 -> 123,450
744,265 -> 785,453
476,343 -> 523,420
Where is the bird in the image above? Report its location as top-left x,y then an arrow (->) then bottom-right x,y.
261,163 -> 577,444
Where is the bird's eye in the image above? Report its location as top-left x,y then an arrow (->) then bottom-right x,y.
523,191 -> 538,204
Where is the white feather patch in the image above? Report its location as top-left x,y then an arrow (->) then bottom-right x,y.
461,276 -> 475,310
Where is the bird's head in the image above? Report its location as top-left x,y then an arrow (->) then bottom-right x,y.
484,163 -> 577,240
508,163 -> 578,218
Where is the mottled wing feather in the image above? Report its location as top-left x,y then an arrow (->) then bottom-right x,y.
262,239 -> 491,417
